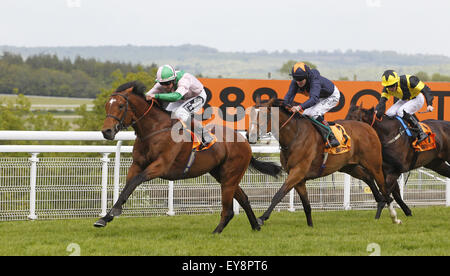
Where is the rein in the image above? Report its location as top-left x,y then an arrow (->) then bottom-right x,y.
106,93 -> 154,128
106,93 -> 172,141
370,113 -> 382,127
280,110 -> 299,129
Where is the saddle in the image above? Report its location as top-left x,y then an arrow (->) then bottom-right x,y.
395,117 -> 436,152
324,124 -> 352,155
178,120 -> 217,152
179,121 -> 217,174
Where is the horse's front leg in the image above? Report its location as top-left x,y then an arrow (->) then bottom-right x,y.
94,162 -> 144,227
258,166 -> 307,226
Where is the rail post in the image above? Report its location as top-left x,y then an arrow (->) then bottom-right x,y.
233,199 -> 240,215
288,189 -> 295,212
343,174 -> 351,210
113,141 -> 122,204
399,173 -> 405,199
166,181 -> 175,216
100,153 -> 110,217
446,178 -> 450,207
28,153 -> 39,220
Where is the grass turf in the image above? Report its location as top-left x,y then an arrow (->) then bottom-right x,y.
0,206 -> 448,256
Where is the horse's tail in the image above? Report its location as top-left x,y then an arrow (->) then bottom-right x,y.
249,156 -> 282,178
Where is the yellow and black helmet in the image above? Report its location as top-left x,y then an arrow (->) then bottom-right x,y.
381,70 -> 399,87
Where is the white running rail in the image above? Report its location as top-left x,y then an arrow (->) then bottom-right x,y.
0,131 -> 448,221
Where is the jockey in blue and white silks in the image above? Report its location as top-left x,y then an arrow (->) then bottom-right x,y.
284,62 -> 341,147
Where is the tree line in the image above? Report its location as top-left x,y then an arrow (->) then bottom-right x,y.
0,52 -> 157,98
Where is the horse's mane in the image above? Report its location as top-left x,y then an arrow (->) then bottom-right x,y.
115,80 -> 147,99
269,98 -> 303,119
114,80 -> 171,115
349,104 -> 397,121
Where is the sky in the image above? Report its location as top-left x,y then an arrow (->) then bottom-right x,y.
1,0 -> 450,56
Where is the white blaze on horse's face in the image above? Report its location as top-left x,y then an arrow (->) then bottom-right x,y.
108,98 -> 117,106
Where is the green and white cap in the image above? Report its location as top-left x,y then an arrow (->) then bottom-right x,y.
156,64 -> 176,83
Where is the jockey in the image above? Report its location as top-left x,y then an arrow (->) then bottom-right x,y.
145,64 -> 213,146
375,70 -> 434,143
284,62 -> 341,148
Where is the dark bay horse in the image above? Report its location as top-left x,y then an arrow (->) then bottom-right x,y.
94,81 -> 281,233
345,104 -> 450,216
249,99 -> 399,227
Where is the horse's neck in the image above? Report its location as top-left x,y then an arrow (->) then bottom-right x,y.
277,112 -> 308,147
374,118 -> 407,142
132,99 -> 172,137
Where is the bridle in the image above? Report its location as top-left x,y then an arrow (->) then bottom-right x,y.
106,92 -> 154,131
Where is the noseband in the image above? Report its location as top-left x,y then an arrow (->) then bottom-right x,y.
106,92 -> 154,131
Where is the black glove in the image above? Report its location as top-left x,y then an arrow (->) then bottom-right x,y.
375,97 -> 387,119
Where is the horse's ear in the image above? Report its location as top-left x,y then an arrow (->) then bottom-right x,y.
359,101 -> 364,108
267,98 -> 276,106
124,87 -> 134,94
255,94 -> 261,106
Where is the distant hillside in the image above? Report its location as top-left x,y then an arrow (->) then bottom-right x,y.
2,44 -> 450,81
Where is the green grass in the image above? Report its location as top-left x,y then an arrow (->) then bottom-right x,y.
0,206 -> 449,256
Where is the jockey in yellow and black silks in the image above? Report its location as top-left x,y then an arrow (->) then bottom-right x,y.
375,70 -> 434,143
284,62 -> 341,148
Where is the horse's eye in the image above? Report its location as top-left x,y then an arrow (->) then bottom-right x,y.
119,104 -> 125,110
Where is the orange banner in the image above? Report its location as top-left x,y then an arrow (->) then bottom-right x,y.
198,78 -> 450,130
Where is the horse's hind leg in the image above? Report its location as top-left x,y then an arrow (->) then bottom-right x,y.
358,160 -> 391,220
234,187 -> 261,231
212,182 -> 236,234
293,180 -> 313,227
425,159 -> 450,178
340,165 -> 384,203
386,172 -> 412,216
210,163 -> 252,234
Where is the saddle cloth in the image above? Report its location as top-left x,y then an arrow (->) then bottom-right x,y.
178,120 -> 217,152
324,124 -> 351,155
185,128 -> 217,151
412,123 -> 436,152
395,117 -> 436,152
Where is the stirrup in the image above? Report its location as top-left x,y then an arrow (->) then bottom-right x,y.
328,137 -> 340,148
417,133 -> 428,143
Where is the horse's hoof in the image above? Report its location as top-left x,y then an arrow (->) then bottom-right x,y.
110,207 -> 122,217
253,225 -> 261,231
212,229 -> 222,234
256,217 -> 265,226
393,219 -> 402,225
93,219 -> 106,228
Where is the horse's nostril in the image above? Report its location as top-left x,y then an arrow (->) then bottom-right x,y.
102,128 -> 115,140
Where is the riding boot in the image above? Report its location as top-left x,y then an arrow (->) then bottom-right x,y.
403,112 -> 428,143
194,125 -> 214,147
314,116 -> 340,148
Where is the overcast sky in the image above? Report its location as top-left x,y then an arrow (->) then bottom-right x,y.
1,0 -> 450,56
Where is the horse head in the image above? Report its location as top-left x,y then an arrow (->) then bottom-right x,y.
345,102 -> 375,124
102,81 -> 151,140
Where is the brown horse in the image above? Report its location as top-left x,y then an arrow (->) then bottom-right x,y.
94,81 -> 282,233
249,98 -> 399,227
345,104 -> 450,216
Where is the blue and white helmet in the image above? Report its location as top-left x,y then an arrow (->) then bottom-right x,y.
156,65 -> 176,83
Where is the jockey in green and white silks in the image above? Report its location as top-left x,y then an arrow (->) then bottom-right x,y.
145,64 -> 213,146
